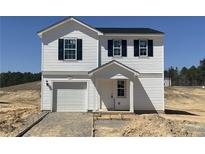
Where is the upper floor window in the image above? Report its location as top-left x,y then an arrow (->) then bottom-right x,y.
139,40 -> 148,56
113,40 -> 122,57
64,39 -> 77,60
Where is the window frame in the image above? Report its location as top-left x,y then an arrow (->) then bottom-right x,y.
139,40 -> 148,57
64,38 -> 77,60
113,40 -> 122,57
117,80 -> 126,98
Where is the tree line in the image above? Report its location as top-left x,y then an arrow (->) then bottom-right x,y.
0,58 -> 205,88
0,72 -> 41,88
164,58 -> 205,86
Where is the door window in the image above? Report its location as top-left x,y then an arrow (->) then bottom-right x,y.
117,80 -> 126,97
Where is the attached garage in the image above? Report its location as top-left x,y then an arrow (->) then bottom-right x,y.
53,82 -> 88,112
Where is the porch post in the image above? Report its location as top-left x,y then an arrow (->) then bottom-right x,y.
129,80 -> 134,112
95,77 -> 101,111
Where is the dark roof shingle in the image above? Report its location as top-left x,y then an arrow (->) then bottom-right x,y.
37,17 -> 164,35
95,28 -> 164,34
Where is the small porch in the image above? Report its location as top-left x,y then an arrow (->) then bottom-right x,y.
89,60 -> 140,113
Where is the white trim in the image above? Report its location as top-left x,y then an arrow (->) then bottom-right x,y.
40,75 -> 43,111
94,77 -> 100,111
162,44 -> 165,111
97,38 -> 99,67
41,41 -> 44,110
129,80 -> 134,112
38,17 -> 103,37
89,61 -> 140,76
72,18 -> 103,35
41,42 -> 44,71
51,80 -> 53,111
110,73 -> 129,79
42,71 -> 88,76
51,79 -> 90,82
86,80 -> 89,111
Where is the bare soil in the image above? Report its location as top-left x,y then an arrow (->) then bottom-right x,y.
0,81 -> 205,137
0,81 -> 40,136
95,86 -> 205,137
162,86 -> 205,123
122,114 -> 199,137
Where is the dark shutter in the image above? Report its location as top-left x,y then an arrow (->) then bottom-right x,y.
108,40 -> 113,57
77,39 -> 82,60
122,40 -> 127,57
58,39 -> 64,60
148,40 -> 153,57
134,40 -> 139,57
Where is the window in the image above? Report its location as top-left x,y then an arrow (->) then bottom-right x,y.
117,80 -> 126,97
139,40 -> 148,56
64,39 -> 77,60
113,40 -> 121,56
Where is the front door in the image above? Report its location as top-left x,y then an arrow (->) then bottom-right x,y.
113,80 -> 130,111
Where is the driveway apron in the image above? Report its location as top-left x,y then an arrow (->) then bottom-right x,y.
23,112 -> 93,137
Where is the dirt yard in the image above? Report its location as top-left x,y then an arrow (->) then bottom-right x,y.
0,81 -> 40,136
0,81 -> 205,137
94,86 -> 205,137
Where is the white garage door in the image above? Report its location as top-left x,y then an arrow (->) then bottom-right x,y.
53,82 -> 87,112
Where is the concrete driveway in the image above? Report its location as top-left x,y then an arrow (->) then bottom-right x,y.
23,112 -> 93,137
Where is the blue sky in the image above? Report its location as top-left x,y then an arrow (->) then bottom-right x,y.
1,16 -> 205,73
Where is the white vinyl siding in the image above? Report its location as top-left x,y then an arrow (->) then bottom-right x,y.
41,21 -> 98,71
40,19 -> 164,112
96,79 -> 130,111
134,77 -> 164,111
41,78 -> 52,110
100,36 -> 164,73
41,75 -> 164,112
95,76 -> 164,111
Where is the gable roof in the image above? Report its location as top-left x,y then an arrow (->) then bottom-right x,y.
37,17 -> 164,37
37,17 -> 103,37
88,60 -> 140,76
96,28 -> 164,34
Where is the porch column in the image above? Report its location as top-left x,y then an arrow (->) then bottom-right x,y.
94,77 -> 101,111
129,80 -> 134,112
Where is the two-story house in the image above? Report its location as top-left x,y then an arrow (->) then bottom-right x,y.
38,17 -> 164,113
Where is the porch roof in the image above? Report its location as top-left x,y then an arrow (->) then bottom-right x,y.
88,60 -> 140,76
